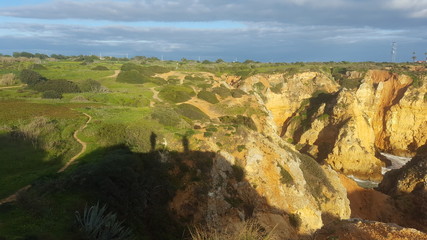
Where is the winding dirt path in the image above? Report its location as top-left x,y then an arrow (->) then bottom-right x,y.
0,112 -> 92,205
0,84 -> 25,89
57,112 -> 92,173
149,87 -> 163,107
105,70 -> 120,78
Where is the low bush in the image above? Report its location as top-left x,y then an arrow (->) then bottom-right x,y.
212,85 -> 231,98
31,64 -> 47,70
219,115 -> 257,131
231,89 -> 246,98
159,85 -> 195,103
278,164 -> 294,186
117,69 -> 143,83
176,104 -> 209,121
91,65 -> 109,71
19,69 -> 46,86
253,82 -> 265,92
33,79 -> 80,94
151,107 -> 182,127
79,79 -> 102,92
117,63 -> 169,84
270,83 -> 283,94
42,90 -> 62,99
197,90 -> 219,104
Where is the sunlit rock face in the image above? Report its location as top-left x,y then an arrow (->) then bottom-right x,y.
259,69 -> 426,181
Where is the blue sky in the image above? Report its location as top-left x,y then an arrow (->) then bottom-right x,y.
0,0 -> 426,62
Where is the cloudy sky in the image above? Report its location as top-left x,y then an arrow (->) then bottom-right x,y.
0,0 -> 426,62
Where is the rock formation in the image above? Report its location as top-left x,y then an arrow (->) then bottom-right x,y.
314,219 -> 427,240
251,69 -> 427,180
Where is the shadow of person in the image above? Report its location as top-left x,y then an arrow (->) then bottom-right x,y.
182,135 -> 189,153
150,132 -> 157,151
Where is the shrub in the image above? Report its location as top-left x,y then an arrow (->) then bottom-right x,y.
219,115 -> 257,131
237,145 -> 246,152
212,85 -> 231,98
176,104 -> 209,121
42,90 -> 62,99
253,82 -> 265,92
231,89 -> 246,98
75,202 -> 133,240
31,64 -> 47,70
185,75 -> 205,82
159,85 -> 195,103
151,107 -> 182,127
278,164 -> 294,186
197,90 -> 219,104
79,79 -> 102,92
288,214 -> 301,228
117,63 -> 169,84
33,79 -> 80,94
117,70 -> 143,83
190,220 -> 276,240
19,69 -> 46,86
270,83 -> 283,94
91,65 -> 109,71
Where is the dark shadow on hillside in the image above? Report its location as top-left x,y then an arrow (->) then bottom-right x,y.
3,134 -> 319,240
293,92 -> 338,144
0,133 -> 58,199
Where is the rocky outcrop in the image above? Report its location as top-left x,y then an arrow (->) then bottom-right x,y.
376,145 -> 427,231
257,69 -> 425,180
314,219 -> 427,240
385,79 -> 427,156
252,72 -> 339,130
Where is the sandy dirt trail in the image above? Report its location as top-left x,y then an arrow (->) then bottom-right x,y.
57,112 -> 92,172
0,84 -> 25,89
105,70 -> 120,78
0,112 -> 92,205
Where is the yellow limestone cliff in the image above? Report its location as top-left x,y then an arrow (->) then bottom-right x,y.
257,69 -> 426,180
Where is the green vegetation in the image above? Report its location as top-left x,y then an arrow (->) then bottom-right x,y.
159,85 -> 195,103
278,164 -> 294,186
231,89 -> 246,98
176,103 -> 209,121
117,62 -> 169,84
190,221 -> 276,240
151,107 -> 183,127
197,90 -> 219,104
19,69 -> 46,85
219,115 -> 257,131
75,202 -> 133,239
33,79 -> 80,94
91,65 -> 109,71
212,85 -> 231,98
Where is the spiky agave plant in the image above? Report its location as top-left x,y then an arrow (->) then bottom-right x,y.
75,202 -> 133,240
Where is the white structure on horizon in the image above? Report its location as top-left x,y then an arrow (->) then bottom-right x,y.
391,42 -> 397,62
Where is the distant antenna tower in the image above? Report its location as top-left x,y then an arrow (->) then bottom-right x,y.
391,42 -> 397,62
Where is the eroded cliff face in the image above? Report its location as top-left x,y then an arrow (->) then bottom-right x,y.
255,69 -> 426,180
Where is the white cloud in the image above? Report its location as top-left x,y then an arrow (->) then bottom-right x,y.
388,0 -> 427,18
